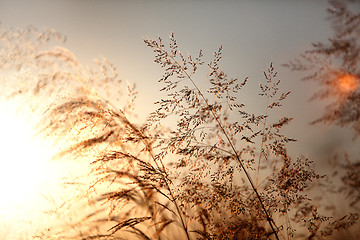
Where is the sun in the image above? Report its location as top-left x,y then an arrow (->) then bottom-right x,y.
0,104 -> 92,238
0,104 -> 64,238
0,107 -> 49,209
0,104 -> 76,222
337,73 -> 359,92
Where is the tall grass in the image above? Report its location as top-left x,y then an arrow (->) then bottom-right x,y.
0,1 -> 359,239
32,33 -> 325,239
0,25 -> 326,240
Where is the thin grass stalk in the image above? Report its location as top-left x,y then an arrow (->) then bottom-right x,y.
256,84 -> 270,187
103,100 -> 191,240
166,52 -> 281,240
137,132 -> 191,240
79,95 -> 166,240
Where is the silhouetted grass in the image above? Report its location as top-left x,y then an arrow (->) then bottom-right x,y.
0,1 -> 359,239
30,33 -> 324,239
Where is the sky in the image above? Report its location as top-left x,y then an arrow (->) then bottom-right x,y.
1,1 -> 359,169
0,0 -> 359,238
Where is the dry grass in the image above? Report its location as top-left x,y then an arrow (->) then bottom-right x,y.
0,1 -> 359,239
33,33 -> 323,239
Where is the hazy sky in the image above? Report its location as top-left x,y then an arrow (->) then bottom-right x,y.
0,0 -> 358,170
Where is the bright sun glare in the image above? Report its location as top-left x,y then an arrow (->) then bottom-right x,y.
0,107 -> 49,209
0,105 -> 70,221
0,104 -> 90,239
